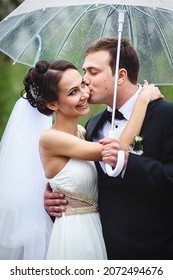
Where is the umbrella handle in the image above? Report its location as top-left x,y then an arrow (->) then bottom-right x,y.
105,130 -> 125,177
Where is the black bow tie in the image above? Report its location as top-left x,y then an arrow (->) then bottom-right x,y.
105,109 -> 125,122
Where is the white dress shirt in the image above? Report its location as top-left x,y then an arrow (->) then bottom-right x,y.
93,85 -> 142,173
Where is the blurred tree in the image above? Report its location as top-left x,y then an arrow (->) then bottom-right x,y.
0,0 -> 23,20
0,0 -> 27,138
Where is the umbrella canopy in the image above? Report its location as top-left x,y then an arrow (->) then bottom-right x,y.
4,0 -> 173,14
0,0 -> 173,84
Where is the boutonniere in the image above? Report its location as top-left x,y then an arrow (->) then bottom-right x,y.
129,135 -> 144,155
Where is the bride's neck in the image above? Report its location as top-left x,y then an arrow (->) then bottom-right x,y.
52,121 -> 79,137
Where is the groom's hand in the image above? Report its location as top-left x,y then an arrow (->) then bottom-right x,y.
100,137 -> 129,172
44,182 -> 68,217
99,137 -> 121,167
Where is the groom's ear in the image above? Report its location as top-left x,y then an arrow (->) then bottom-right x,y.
118,68 -> 127,84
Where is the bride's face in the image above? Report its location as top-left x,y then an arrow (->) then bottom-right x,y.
56,68 -> 90,118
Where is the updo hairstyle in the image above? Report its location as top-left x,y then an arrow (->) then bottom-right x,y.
22,60 -> 77,116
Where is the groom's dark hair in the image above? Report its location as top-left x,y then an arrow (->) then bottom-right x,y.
84,37 -> 140,84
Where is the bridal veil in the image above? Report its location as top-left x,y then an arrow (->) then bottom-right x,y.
0,97 -> 53,259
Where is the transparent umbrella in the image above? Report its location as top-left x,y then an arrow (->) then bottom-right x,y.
0,0 -> 173,85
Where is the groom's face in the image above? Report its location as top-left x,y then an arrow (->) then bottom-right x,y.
83,50 -> 115,108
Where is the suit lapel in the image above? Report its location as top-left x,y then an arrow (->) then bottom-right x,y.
86,109 -> 107,141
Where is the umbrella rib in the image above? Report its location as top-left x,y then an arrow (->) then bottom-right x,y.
13,7 -> 67,64
122,6 -> 154,45
147,8 -> 173,66
0,13 -> 33,41
85,4 -> 108,12
74,5 -> 114,66
125,6 -> 134,44
129,6 -> 173,66
133,6 -> 153,18
55,5 -> 95,59
100,7 -> 113,37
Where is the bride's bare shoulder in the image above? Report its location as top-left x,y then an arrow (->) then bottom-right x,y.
39,128 -> 62,147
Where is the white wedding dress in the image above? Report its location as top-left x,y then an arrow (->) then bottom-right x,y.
46,158 -> 107,260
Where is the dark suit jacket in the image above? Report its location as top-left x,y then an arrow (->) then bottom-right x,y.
86,99 -> 173,260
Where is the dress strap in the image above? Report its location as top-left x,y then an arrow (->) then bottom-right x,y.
77,128 -> 85,140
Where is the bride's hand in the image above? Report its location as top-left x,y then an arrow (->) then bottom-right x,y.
139,80 -> 164,103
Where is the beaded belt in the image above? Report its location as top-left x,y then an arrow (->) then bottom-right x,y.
57,186 -> 98,216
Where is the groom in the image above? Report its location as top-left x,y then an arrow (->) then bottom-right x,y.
45,37 -> 173,259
